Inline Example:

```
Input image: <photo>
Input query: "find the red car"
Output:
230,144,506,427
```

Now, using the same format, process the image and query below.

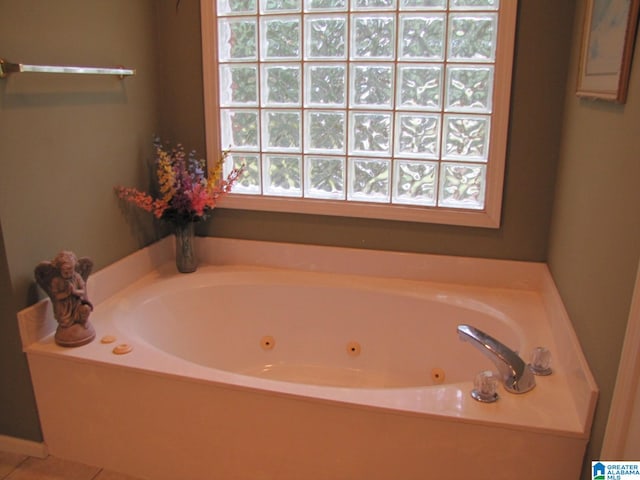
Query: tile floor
0,450,144,480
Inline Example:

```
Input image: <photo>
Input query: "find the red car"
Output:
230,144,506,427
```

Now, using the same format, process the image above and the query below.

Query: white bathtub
19,238,598,480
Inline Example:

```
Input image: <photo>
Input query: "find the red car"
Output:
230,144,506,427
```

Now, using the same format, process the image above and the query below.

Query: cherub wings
34,257,94,300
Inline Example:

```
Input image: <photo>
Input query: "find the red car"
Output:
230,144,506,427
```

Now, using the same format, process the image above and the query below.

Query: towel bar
0,58,135,79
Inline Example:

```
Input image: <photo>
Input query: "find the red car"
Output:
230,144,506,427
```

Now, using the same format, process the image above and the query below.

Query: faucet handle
529,346,553,376
471,370,499,403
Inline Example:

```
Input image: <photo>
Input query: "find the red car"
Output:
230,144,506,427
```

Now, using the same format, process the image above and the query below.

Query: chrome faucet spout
457,324,535,394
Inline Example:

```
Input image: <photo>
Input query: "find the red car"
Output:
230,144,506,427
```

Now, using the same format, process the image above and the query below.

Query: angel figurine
34,251,96,347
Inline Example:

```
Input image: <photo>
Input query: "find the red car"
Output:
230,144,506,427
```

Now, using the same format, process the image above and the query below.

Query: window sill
217,194,501,228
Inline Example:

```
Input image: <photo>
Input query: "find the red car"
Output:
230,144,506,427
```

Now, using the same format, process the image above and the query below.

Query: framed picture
577,0,640,103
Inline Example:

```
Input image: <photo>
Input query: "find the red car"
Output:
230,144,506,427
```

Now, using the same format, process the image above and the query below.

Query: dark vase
175,222,197,273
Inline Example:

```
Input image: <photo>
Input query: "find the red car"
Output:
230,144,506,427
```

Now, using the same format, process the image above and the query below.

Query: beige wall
548,1,640,475
0,0,162,304
0,220,41,440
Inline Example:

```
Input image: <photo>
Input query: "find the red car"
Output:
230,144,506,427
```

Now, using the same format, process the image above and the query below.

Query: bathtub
19,237,597,480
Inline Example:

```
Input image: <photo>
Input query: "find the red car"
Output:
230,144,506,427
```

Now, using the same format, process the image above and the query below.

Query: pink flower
187,184,213,217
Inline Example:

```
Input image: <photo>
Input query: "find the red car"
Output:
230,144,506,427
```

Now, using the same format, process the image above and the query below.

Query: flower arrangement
116,138,242,226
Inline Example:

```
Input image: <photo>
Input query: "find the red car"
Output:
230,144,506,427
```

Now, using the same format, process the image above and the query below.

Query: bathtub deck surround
18,238,598,480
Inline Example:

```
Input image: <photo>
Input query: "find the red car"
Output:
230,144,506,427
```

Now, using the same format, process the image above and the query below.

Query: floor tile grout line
3,454,30,480
2,452,129,480
90,467,104,480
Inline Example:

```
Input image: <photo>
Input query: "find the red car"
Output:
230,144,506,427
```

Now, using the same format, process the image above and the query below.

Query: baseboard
0,434,48,458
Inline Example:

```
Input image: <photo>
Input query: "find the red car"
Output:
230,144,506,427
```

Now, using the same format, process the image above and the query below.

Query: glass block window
206,0,516,226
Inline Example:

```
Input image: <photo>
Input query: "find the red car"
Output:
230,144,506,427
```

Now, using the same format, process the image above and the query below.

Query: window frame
201,0,518,228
